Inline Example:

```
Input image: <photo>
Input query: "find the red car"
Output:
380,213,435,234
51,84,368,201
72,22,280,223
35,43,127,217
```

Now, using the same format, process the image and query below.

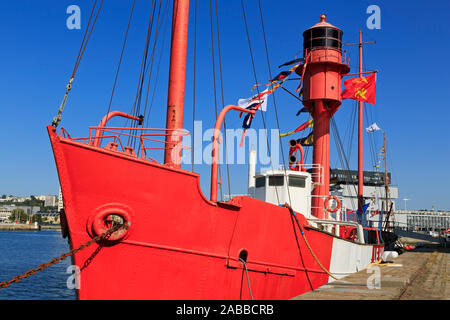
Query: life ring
87,203,133,241
323,196,341,213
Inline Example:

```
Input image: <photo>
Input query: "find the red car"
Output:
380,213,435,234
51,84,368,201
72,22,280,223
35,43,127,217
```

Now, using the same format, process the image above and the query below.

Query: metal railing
308,194,344,220
60,126,191,164
279,163,324,186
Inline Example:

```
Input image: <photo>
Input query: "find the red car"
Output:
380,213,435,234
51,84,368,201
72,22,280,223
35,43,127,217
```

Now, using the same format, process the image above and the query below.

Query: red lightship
48,2,385,300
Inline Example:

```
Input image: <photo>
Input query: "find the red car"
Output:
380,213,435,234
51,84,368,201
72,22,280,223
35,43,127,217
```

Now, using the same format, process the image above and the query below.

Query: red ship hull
48,125,383,299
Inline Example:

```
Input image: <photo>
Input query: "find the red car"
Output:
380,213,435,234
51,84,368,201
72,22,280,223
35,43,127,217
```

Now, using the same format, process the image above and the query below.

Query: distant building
37,195,58,207
12,205,41,215
393,210,450,232
58,187,64,212
329,169,398,229
0,205,40,222
0,207,13,222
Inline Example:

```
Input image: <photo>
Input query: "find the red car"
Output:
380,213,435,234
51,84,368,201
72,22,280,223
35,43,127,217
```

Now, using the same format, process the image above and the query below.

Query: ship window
311,27,327,38
289,176,306,188
255,176,265,188
268,175,284,186
326,28,340,39
326,38,340,49
311,38,327,48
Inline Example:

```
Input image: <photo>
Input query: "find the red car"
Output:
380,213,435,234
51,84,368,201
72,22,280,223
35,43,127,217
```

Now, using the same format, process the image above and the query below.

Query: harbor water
0,230,76,300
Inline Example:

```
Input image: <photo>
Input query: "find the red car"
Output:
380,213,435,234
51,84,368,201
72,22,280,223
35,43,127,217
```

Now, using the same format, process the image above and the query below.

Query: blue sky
0,0,449,211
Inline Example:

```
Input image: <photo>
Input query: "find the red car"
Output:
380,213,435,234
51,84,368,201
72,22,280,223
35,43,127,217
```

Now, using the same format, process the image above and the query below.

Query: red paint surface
48,125,339,299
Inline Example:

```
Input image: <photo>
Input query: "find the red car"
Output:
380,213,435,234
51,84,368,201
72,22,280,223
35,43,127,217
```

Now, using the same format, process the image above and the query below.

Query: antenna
402,198,411,210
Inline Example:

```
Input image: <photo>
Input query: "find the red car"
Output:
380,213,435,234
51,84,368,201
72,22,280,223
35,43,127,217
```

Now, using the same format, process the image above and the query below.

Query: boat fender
381,251,398,262
323,196,341,213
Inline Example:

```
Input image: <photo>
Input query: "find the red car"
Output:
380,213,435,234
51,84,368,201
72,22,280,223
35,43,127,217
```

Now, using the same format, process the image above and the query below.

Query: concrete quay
292,245,449,300
40,225,61,230
0,223,41,231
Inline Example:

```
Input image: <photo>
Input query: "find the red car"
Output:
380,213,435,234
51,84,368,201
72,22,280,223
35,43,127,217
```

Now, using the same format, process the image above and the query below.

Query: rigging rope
257,0,293,207
135,0,166,156
127,0,157,148
240,0,281,205
347,102,357,161
52,0,105,127
209,0,223,201
106,0,137,117
144,0,171,129
141,0,165,123
364,104,378,171
331,117,358,211
213,0,232,199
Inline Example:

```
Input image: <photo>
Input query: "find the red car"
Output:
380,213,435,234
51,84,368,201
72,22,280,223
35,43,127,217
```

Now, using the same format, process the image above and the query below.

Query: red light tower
296,15,350,219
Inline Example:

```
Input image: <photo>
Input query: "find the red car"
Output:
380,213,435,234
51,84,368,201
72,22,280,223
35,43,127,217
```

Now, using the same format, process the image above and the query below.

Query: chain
0,223,128,290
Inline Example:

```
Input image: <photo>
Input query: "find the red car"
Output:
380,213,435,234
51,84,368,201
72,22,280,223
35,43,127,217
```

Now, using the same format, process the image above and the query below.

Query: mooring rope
239,257,254,300
283,204,338,281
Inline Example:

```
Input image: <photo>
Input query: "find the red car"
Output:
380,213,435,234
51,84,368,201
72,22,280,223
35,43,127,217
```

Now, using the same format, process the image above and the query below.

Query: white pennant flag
366,122,381,133
238,88,269,112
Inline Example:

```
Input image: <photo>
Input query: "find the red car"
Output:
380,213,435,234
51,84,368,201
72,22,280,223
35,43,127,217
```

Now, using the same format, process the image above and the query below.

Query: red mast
345,31,375,214
357,30,364,214
297,15,349,219
164,0,190,168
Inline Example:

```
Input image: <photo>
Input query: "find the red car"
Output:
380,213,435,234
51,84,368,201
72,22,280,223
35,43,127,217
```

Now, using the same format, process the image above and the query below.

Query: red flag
341,72,376,105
